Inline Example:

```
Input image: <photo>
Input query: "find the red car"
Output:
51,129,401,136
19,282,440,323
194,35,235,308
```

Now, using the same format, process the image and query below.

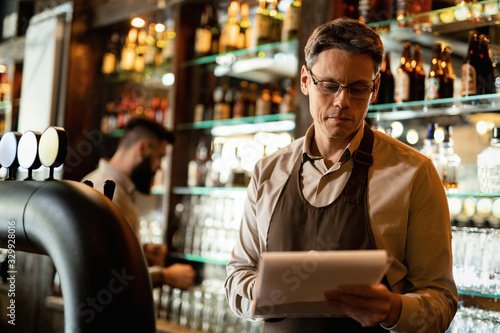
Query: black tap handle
103,180,116,201
83,180,94,188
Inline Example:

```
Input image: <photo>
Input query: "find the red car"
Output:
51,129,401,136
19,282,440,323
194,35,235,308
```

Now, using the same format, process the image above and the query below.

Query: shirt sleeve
225,161,263,319
387,159,458,332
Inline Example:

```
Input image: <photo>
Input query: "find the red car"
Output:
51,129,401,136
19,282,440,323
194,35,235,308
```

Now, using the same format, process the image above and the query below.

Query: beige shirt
225,122,458,333
82,159,140,237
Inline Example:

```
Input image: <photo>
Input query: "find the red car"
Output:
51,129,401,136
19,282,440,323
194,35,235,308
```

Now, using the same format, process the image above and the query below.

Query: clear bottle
478,127,500,193
437,125,461,193
420,123,438,163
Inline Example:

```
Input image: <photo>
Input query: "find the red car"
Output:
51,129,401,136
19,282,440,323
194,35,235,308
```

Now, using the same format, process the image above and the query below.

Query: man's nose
332,88,351,109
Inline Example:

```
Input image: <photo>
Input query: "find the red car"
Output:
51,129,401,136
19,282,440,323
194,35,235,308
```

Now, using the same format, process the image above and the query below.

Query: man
83,116,195,290
225,18,457,332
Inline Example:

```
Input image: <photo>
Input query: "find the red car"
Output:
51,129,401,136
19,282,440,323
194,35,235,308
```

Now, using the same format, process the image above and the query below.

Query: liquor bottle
238,0,252,50
375,51,394,104
269,0,284,43
194,93,206,123
420,123,438,164
121,28,138,71
427,43,443,100
212,84,224,120
394,41,413,103
134,29,147,72
145,23,157,66
280,78,296,113
477,127,500,193
222,0,240,52
412,44,426,101
256,83,272,116
194,5,214,57
271,82,284,114
247,82,258,117
253,0,271,46
227,147,250,187
187,140,209,187
440,46,455,99
233,81,248,118
437,125,461,193
210,6,221,55
478,34,495,95
162,19,176,65
282,0,301,41
224,86,235,119
461,31,480,99
101,32,120,74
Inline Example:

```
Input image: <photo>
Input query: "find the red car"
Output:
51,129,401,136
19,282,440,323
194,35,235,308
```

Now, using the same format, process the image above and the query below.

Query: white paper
252,250,391,317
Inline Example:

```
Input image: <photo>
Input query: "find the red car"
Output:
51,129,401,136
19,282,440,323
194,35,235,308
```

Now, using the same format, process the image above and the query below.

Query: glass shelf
169,252,229,266
184,40,299,67
447,192,500,198
367,93,500,121
459,289,500,300
183,40,299,83
367,0,500,36
177,113,295,131
173,186,248,196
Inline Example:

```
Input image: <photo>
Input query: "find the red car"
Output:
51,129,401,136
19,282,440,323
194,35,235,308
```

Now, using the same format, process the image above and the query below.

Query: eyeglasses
308,68,375,99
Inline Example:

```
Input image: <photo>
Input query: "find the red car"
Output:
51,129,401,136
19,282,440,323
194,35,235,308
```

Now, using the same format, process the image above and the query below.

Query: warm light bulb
155,23,165,33
391,121,404,138
131,17,146,28
406,129,419,145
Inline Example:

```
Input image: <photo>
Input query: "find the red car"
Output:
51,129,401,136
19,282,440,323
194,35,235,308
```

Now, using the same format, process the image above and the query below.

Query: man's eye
322,83,340,91
350,86,369,93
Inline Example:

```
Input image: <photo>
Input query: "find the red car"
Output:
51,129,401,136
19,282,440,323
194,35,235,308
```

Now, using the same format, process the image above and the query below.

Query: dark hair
119,116,174,149
304,17,384,75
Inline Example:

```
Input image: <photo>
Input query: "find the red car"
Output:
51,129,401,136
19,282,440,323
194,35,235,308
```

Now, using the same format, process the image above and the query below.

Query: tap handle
103,180,116,201
83,180,94,188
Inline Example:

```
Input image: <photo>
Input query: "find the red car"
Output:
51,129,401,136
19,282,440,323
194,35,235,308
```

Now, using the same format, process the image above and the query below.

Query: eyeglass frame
307,67,377,99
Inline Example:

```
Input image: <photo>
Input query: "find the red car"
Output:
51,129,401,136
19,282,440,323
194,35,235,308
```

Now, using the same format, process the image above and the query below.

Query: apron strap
345,124,374,205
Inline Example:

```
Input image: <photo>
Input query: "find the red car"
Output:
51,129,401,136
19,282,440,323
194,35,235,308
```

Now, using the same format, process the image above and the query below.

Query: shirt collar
302,122,366,163
98,158,136,195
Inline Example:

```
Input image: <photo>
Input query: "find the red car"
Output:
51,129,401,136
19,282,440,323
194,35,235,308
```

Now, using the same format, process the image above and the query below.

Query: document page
252,250,391,317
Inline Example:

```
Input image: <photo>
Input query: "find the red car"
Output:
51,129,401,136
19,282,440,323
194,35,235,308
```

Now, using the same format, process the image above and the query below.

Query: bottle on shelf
227,147,250,187
477,127,500,193
436,125,461,193
269,0,284,44
145,23,158,67
238,0,252,50
395,41,413,103
440,46,455,99
375,51,394,104
247,82,258,117
162,18,176,65
282,0,301,41
222,85,233,119
187,140,209,187
121,28,138,71
280,78,296,113
101,32,120,74
134,29,147,72
210,6,221,56
233,81,248,118
426,42,443,100
478,34,495,96
222,0,241,53
253,0,271,47
212,84,224,120
460,31,480,100
270,82,284,114
420,123,438,164
194,92,206,123
256,83,272,116
194,5,214,58
412,44,425,101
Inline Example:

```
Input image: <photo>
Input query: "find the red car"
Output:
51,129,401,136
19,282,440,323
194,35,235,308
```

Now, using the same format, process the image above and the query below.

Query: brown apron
263,125,390,332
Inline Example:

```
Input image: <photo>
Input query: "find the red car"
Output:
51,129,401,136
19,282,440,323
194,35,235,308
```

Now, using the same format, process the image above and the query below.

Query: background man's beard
130,156,155,194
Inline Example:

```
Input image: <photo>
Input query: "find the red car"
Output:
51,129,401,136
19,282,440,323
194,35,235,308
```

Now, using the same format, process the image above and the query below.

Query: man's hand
324,283,402,328
162,264,195,290
143,243,167,267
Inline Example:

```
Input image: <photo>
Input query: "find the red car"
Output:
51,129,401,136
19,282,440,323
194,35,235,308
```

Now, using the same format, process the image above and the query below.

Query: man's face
131,140,167,194
301,48,379,147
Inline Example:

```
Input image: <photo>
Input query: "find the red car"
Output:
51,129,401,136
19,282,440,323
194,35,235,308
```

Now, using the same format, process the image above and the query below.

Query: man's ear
300,65,310,96
370,73,381,104
135,139,150,159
